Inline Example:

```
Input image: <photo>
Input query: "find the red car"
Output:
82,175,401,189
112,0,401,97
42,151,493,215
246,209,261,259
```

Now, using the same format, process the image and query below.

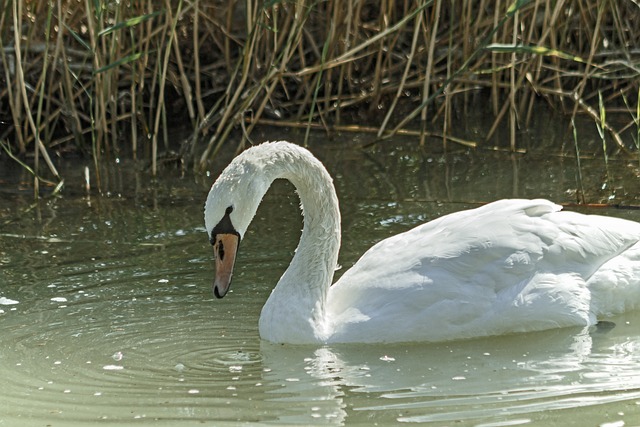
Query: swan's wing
326,199,640,342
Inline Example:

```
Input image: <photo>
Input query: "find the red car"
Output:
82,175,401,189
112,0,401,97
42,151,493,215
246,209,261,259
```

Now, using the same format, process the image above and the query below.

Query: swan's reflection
258,314,640,425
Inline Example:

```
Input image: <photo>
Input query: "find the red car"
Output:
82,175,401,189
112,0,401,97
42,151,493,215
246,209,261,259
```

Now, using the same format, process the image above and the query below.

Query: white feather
204,141,640,344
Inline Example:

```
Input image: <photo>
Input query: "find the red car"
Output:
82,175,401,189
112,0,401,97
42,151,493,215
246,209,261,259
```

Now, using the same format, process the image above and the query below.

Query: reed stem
0,0,637,185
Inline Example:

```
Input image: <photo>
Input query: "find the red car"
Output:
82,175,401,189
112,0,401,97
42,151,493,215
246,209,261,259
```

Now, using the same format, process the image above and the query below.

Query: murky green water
1,128,640,426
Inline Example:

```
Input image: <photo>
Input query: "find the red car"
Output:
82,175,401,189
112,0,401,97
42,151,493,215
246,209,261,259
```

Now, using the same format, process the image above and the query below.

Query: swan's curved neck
256,148,341,343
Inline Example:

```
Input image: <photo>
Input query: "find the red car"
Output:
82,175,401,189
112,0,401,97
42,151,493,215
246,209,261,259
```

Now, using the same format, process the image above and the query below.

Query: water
1,129,640,426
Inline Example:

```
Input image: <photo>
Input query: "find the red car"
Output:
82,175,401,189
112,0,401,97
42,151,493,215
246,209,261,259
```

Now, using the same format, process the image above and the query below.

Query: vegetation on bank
0,0,638,193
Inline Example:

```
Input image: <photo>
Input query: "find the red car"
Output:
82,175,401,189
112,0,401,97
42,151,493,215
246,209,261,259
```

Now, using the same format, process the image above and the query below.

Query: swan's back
326,199,640,343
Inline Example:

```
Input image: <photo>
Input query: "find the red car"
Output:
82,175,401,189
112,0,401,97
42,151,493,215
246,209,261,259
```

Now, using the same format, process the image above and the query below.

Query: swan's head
204,148,272,299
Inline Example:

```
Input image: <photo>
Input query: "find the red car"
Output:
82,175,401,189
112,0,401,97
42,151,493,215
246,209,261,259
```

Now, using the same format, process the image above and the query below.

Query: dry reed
1,0,638,190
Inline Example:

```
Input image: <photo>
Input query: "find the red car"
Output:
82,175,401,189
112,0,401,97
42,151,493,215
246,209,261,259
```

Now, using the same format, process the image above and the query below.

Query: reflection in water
259,321,640,425
1,134,639,425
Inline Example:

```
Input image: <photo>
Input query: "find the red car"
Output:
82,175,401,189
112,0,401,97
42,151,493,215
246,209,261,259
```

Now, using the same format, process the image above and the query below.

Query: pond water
1,124,640,426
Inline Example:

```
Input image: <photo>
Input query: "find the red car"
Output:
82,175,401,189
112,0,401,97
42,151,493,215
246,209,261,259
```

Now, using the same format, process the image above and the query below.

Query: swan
204,141,640,344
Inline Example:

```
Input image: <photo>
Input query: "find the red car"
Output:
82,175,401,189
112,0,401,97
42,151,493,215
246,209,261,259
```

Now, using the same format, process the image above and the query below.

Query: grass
0,0,639,194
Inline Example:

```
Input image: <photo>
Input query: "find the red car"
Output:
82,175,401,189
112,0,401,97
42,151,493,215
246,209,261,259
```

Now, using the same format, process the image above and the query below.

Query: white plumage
204,141,640,344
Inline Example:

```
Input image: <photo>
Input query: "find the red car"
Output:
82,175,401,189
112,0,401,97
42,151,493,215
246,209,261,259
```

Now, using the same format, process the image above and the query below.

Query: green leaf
98,10,164,37
485,43,584,63
506,0,532,17
93,51,145,74
63,22,92,52
597,91,606,140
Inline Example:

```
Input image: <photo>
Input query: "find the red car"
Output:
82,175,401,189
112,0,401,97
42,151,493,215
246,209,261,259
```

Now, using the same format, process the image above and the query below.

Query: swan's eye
217,239,225,261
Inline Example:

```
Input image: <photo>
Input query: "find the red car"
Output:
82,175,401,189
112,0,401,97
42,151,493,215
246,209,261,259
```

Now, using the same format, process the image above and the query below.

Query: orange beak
212,233,240,298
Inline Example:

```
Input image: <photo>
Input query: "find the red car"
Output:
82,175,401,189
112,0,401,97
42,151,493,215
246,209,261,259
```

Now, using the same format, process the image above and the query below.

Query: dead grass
1,0,638,190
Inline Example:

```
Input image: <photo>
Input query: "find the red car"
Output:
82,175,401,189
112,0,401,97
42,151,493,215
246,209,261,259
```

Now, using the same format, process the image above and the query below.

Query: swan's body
205,141,640,344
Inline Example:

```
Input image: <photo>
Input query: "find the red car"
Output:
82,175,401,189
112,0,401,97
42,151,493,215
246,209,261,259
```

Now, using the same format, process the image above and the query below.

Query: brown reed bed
1,0,639,193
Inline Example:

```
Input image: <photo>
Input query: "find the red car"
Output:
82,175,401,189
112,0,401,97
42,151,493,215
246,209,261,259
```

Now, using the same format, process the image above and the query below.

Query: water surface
1,129,640,426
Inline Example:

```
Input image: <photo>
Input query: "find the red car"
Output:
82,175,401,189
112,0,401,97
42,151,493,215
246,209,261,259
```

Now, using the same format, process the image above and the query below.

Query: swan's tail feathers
587,240,640,316
486,272,595,334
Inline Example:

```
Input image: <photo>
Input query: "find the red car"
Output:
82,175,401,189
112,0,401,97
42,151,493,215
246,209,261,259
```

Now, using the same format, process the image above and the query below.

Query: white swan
204,141,640,344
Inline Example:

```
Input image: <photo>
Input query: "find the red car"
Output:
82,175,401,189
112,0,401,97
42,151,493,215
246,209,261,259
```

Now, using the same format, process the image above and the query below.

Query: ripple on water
3,171,640,426
341,322,640,425
0,281,269,424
